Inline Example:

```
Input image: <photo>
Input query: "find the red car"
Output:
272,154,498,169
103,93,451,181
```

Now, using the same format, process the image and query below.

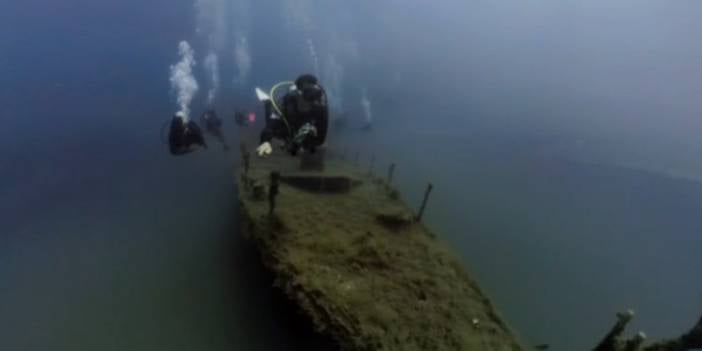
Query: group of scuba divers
168,74,328,158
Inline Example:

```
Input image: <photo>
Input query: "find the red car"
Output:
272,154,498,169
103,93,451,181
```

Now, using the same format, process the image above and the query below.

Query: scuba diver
234,111,247,127
201,109,229,151
255,74,329,157
168,112,207,155
234,110,256,128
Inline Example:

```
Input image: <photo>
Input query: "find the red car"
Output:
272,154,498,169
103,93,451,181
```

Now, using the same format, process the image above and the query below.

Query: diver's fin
255,88,271,102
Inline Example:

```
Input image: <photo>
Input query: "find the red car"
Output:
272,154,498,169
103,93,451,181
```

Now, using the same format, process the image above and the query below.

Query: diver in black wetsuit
168,112,207,155
201,109,229,151
256,74,329,157
234,110,247,127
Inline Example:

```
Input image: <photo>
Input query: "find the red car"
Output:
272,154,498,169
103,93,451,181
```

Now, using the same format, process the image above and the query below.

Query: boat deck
237,146,524,351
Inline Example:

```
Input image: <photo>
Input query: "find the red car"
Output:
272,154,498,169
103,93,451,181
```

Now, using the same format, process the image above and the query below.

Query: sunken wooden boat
236,143,524,351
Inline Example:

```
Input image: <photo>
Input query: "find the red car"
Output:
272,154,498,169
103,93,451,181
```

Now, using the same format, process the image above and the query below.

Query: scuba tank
167,113,207,156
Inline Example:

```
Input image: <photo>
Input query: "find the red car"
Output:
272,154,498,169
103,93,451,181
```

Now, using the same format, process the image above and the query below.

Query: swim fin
255,88,271,102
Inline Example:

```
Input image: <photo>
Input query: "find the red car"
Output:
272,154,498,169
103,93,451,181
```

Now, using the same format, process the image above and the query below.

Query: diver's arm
260,101,276,143
316,101,329,145
312,90,329,145
257,100,280,157
260,128,274,144
257,124,274,157
260,98,292,143
282,93,296,119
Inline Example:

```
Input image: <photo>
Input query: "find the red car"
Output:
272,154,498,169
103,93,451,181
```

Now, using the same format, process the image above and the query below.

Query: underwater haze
2,0,702,350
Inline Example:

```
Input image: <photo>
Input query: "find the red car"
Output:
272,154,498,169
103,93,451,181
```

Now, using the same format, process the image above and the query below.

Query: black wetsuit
259,87,329,153
169,117,206,155
203,112,222,131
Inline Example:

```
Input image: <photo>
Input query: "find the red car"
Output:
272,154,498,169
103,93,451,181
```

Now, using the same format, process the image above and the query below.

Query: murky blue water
3,1,702,350
1,134,301,350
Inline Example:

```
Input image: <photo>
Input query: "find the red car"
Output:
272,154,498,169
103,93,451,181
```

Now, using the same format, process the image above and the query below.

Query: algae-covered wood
237,148,524,351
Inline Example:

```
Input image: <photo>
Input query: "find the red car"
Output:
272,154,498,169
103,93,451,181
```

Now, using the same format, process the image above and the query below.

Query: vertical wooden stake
240,143,250,175
269,172,280,215
387,163,396,185
416,183,434,221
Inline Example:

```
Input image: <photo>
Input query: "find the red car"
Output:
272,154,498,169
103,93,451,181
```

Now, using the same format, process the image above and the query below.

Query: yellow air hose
269,81,295,135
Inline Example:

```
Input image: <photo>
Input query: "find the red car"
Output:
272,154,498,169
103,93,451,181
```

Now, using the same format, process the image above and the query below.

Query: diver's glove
257,142,273,157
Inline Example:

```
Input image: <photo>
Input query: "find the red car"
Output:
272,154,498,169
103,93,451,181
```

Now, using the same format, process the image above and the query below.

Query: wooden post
416,183,434,221
269,172,280,215
368,155,375,175
594,310,634,351
240,143,250,175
